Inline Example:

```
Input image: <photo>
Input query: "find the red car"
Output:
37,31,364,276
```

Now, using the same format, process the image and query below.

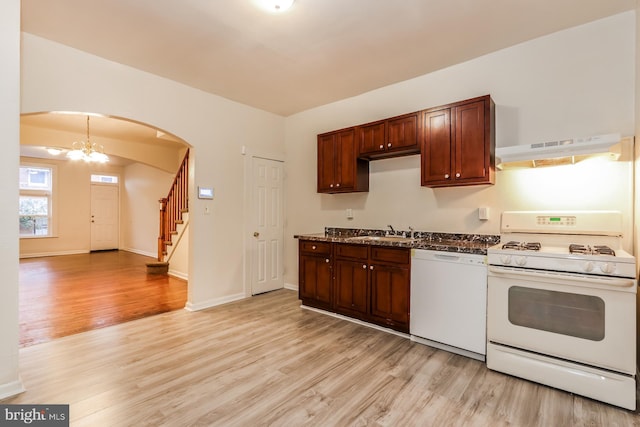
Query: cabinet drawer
299,240,331,256
334,243,369,260
370,246,410,265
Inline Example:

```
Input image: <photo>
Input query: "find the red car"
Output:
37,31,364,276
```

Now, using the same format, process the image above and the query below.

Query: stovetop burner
501,241,541,251
569,244,616,256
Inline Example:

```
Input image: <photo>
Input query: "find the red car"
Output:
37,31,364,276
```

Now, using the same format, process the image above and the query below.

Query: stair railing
158,149,189,261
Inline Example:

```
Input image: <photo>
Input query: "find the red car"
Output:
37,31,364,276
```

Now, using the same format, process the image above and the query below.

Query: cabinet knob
379,144,384,149
455,173,461,178
325,258,330,263
336,183,340,187
330,184,334,188
312,245,316,250
370,265,374,270
362,264,367,269
444,174,450,179
387,143,392,147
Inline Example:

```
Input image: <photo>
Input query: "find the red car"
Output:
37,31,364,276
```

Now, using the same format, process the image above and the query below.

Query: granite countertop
295,227,500,256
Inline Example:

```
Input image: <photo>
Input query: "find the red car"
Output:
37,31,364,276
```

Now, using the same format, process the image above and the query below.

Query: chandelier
66,116,109,163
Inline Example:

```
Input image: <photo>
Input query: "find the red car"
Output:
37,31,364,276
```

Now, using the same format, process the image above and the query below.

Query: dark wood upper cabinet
317,128,369,194
421,95,495,188
318,94,495,193
357,112,420,159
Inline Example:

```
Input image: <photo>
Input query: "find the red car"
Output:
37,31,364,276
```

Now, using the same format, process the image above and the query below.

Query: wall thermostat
198,186,214,199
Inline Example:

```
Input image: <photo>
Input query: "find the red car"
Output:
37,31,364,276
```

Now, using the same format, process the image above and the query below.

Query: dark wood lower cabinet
334,258,369,319
298,240,332,311
370,263,410,331
298,240,410,333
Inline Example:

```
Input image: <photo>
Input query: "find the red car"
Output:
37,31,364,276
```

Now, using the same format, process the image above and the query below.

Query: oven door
487,265,636,374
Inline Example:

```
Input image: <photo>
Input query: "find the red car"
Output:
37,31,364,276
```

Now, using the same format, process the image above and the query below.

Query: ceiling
21,0,636,117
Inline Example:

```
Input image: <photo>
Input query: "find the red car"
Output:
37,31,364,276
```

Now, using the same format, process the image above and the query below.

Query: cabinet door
387,113,418,152
370,264,410,331
357,121,386,157
299,254,332,310
421,108,452,186
454,100,489,182
334,258,369,317
334,129,357,191
317,133,336,192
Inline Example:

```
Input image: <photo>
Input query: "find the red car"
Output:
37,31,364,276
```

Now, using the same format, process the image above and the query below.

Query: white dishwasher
410,249,488,361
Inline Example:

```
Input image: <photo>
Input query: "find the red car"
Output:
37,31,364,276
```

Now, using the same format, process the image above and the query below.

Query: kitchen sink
346,235,420,243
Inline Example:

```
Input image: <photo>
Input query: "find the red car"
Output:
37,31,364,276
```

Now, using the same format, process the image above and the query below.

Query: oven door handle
488,266,637,288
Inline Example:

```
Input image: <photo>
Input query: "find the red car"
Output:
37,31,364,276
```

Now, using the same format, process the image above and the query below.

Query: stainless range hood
496,133,621,169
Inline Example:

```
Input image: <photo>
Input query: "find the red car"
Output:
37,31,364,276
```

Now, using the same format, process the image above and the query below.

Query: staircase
150,149,189,273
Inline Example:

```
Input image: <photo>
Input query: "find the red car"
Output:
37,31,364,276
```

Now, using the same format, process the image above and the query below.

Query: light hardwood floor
3,289,639,426
19,250,188,347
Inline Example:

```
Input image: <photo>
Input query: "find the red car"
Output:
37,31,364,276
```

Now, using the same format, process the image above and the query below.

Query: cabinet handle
379,144,384,149
444,174,450,179
455,173,461,178
370,265,374,270
325,259,330,263
336,183,340,187
330,184,334,188
312,245,316,250
387,143,392,147
362,264,367,269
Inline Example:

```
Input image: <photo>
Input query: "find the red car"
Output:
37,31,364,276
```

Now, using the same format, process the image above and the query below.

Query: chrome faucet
408,226,415,239
387,225,395,236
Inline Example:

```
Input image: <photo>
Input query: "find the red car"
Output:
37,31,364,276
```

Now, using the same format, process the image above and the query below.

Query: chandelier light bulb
66,116,110,163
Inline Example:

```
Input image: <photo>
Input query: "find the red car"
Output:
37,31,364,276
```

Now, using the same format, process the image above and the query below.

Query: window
91,174,118,184
19,165,54,237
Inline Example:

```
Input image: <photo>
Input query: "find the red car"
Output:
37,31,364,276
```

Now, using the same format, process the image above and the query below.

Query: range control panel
536,215,576,227
501,210,622,236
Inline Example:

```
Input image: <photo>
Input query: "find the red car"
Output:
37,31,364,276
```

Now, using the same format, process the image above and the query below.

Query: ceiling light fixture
66,116,109,163
256,0,294,12
45,147,64,156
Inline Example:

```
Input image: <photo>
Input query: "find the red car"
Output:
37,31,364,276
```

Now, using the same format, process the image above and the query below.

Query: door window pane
508,286,605,341
91,174,118,184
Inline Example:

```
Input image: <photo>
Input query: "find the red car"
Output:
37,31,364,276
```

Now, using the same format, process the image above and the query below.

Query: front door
251,157,284,295
90,184,119,251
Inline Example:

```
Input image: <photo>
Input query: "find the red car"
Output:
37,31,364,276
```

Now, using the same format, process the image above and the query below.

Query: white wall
283,12,636,287
21,33,286,309
0,0,23,399
121,162,174,257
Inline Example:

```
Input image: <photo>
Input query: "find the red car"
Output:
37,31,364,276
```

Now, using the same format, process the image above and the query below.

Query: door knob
253,232,260,237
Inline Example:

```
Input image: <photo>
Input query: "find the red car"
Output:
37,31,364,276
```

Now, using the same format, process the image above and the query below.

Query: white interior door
251,157,284,295
90,184,119,251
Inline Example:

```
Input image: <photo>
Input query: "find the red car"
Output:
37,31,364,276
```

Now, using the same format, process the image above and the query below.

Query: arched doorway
19,112,192,346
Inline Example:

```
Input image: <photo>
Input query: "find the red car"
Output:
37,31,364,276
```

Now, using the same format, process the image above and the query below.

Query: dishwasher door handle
433,253,461,262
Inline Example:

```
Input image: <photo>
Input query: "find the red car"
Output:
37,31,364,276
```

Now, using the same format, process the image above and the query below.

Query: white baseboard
19,250,89,259
184,292,246,311
168,269,188,281
121,247,156,258
284,282,298,291
0,378,25,400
